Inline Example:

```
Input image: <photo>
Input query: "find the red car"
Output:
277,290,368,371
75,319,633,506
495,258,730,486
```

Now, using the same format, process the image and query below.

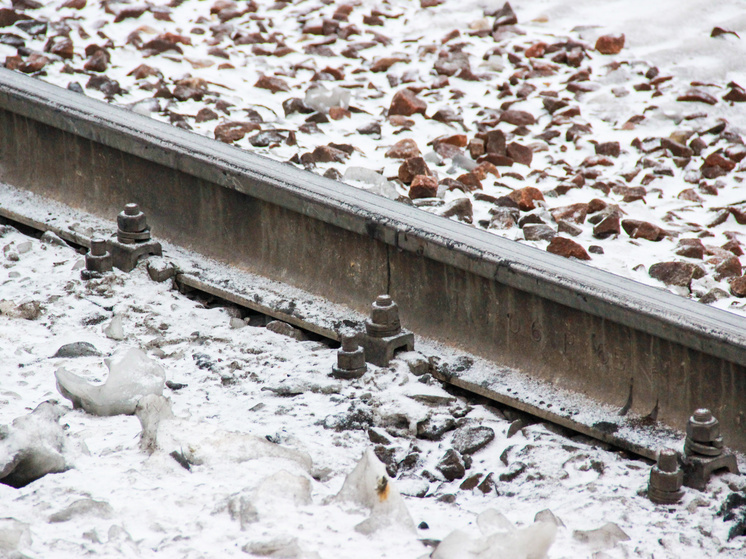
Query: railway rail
0,67,744,458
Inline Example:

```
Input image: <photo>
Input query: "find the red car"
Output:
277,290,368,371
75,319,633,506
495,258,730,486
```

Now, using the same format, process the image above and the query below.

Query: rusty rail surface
0,68,744,453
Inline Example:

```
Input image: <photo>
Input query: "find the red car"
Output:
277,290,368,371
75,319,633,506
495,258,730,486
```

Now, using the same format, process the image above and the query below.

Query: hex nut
117,203,148,233
650,467,684,493
686,409,720,443
366,294,402,338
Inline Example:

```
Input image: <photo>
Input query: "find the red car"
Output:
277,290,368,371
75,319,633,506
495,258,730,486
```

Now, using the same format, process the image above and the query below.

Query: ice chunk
104,315,125,340
342,167,400,200
0,401,68,488
0,518,32,556
432,510,556,559
334,448,415,534
55,347,165,416
572,522,630,551
135,395,312,471
254,470,312,510
242,536,304,558
304,85,351,114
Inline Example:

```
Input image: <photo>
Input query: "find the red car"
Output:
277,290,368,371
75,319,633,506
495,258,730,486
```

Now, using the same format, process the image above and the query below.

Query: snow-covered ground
2,0,746,314
1,221,745,556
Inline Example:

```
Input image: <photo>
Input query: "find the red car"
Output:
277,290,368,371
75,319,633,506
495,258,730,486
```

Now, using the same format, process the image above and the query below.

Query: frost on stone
55,347,165,416
432,508,557,559
0,401,68,488
48,498,114,523
342,167,400,200
334,448,415,535
572,522,630,551
0,518,32,557
304,85,351,114
134,395,312,471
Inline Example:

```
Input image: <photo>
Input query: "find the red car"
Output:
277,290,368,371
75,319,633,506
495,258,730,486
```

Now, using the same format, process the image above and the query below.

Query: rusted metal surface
0,69,745,451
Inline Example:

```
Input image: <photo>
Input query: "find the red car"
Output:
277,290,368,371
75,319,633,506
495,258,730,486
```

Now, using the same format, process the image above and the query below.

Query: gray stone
523,224,556,241
266,320,308,341
452,426,495,455
436,449,466,481
416,417,457,441
53,342,101,358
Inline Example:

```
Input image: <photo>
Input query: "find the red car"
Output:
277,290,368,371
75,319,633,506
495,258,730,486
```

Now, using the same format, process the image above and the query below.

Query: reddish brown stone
731,276,746,297
84,50,108,72
547,237,590,260
550,203,587,224
715,256,742,281
398,157,431,184
723,240,744,256
385,139,420,159
592,215,620,238
677,89,717,105
19,53,49,73
525,42,546,58
195,107,218,123
311,145,350,163
595,141,620,157
328,107,351,120
500,110,535,126
627,221,666,242
468,138,485,159
649,262,705,288
409,175,438,199
46,36,74,59
661,138,693,158
389,89,427,117
61,0,86,8
491,2,518,28
484,130,506,155
0,8,32,27
724,84,746,103
472,162,500,180
587,198,607,214
456,172,482,191
434,134,468,148
255,75,290,93
582,155,614,167
703,152,736,171
678,188,703,203
214,121,261,143
370,56,407,72
478,153,513,167
508,187,544,211
676,238,705,259
595,34,625,55
506,142,532,166
128,64,161,80
439,198,473,222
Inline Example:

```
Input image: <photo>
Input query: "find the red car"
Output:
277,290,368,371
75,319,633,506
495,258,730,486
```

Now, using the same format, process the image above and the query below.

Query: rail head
0,68,744,366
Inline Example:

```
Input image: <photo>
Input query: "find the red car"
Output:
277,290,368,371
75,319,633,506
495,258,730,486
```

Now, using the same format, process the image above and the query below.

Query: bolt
657,449,678,473
90,238,107,257
376,294,393,306
341,335,357,352
686,408,720,444
366,294,401,338
124,203,140,216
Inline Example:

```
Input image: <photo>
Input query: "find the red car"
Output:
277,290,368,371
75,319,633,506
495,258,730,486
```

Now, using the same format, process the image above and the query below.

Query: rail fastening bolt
90,238,107,257
366,294,402,338
331,334,367,380
686,408,720,444
648,448,684,505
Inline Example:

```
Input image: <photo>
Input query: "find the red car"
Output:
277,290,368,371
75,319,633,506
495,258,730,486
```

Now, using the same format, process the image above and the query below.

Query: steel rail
0,68,744,451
